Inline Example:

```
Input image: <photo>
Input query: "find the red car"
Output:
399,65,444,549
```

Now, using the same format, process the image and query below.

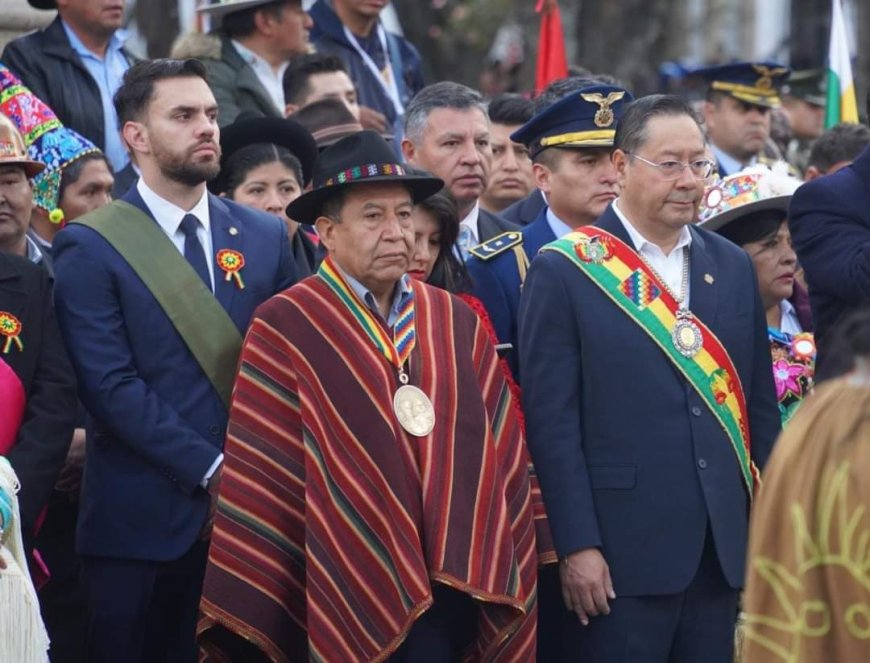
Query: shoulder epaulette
468,231,523,261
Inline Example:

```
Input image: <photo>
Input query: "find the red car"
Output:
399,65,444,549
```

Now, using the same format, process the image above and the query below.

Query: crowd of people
0,0,868,662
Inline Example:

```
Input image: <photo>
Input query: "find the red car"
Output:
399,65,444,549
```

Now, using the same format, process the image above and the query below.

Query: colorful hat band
699,174,769,222
539,129,616,148
323,163,406,187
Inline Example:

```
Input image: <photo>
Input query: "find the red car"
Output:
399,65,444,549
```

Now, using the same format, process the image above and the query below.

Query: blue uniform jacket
53,186,296,561
788,146,870,371
466,208,556,379
518,207,780,596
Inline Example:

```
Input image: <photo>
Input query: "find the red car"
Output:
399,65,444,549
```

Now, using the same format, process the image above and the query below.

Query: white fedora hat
197,0,287,18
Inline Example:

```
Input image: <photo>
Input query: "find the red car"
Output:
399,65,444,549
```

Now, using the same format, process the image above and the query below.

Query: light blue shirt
710,143,756,177
341,266,414,328
62,21,130,174
545,207,574,239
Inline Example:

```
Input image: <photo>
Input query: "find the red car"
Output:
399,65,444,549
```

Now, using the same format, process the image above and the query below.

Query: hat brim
723,90,782,109
197,0,277,17
27,0,56,9
286,175,444,226
211,116,318,193
0,158,47,178
699,194,791,233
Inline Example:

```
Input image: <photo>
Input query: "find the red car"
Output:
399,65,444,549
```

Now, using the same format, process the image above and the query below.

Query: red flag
535,0,568,93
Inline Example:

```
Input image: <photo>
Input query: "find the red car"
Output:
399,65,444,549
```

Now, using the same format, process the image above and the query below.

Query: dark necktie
179,214,211,291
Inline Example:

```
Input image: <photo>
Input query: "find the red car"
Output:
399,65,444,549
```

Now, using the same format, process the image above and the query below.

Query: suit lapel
209,195,242,319
687,227,718,326
523,211,557,258
0,256,27,323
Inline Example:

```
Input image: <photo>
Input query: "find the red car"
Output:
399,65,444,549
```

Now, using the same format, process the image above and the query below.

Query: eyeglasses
629,153,715,181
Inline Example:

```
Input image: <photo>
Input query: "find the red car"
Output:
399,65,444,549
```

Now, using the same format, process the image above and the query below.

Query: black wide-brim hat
285,131,443,225
27,0,56,9
210,114,318,194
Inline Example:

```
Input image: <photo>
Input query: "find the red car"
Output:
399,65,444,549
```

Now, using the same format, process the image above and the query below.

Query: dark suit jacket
2,17,136,160
788,147,870,372
0,252,76,540
466,208,556,379
518,207,780,596
477,207,520,242
52,186,296,561
499,190,546,227
202,34,283,127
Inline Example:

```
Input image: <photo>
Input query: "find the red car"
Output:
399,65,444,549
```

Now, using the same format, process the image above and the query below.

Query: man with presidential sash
519,95,781,662
52,59,296,662
466,84,632,379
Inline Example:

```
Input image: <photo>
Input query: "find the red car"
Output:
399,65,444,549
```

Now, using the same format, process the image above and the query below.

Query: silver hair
403,82,489,144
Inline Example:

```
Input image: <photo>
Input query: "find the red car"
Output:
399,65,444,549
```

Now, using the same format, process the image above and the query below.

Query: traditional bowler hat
285,130,443,225
197,0,293,18
697,162,801,233
210,112,318,193
0,115,45,178
512,84,634,158
697,61,791,109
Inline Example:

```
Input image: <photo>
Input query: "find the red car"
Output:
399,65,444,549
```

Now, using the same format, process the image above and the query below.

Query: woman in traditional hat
698,163,814,425
210,112,320,275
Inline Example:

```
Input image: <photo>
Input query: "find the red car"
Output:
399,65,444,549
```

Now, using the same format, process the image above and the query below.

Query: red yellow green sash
318,257,415,371
543,227,761,498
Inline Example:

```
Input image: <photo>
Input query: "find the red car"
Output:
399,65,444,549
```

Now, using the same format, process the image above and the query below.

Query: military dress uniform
465,84,632,381
697,61,792,177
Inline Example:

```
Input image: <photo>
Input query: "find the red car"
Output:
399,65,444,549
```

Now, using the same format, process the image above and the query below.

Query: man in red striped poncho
198,130,540,662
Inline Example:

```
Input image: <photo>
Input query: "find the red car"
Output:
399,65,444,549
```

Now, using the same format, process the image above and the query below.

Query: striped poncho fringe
198,278,539,661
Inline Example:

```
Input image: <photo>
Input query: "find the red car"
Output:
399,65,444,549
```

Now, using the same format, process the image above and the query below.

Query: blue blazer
518,207,780,596
53,187,296,561
788,147,870,372
466,208,556,379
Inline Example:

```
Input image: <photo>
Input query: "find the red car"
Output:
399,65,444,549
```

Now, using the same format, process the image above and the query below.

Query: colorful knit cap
0,64,101,214
697,162,802,232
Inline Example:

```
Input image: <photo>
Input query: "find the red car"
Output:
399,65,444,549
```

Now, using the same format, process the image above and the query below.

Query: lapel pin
216,249,245,289
0,311,24,353
704,273,714,284
228,227,239,236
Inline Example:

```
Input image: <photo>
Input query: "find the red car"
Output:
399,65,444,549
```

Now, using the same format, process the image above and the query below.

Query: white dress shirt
779,299,803,335
137,179,215,290
231,40,288,114
612,199,693,306
459,201,481,246
136,179,223,484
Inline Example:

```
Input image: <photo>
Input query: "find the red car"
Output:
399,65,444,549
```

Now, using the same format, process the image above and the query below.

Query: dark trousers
389,584,478,663
82,539,209,663
559,527,739,663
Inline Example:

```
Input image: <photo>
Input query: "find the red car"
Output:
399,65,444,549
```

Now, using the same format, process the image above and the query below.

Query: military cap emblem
580,91,626,128
752,65,789,91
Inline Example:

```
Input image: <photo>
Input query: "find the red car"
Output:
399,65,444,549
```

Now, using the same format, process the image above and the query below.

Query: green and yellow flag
825,0,859,128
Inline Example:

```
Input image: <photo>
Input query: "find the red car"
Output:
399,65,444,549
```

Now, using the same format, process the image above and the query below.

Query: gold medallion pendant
393,384,436,437
672,310,703,358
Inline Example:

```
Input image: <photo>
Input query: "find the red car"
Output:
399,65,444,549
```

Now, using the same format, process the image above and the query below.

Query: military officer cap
782,69,826,107
511,84,634,158
697,61,791,109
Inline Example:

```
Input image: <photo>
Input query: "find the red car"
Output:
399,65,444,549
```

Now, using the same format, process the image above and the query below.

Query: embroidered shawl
198,278,538,662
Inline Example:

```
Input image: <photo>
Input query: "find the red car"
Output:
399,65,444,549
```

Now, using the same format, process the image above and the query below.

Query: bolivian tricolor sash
542,226,761,498
317,257,416,371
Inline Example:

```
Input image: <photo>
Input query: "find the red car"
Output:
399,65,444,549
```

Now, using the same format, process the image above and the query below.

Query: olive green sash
73,200,243,409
